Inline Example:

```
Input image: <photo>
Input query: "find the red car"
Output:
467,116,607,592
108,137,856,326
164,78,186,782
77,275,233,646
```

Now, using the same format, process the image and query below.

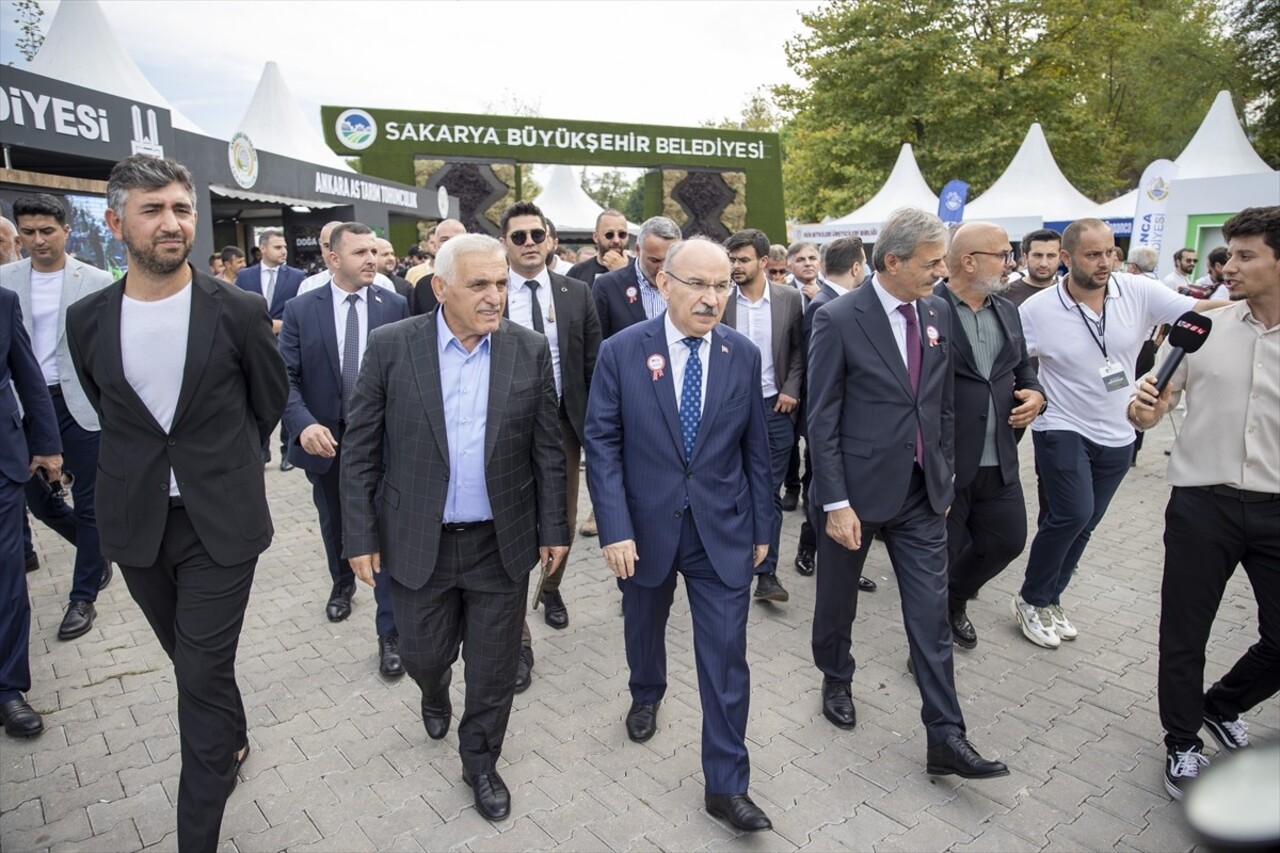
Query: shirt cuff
823,500,851,512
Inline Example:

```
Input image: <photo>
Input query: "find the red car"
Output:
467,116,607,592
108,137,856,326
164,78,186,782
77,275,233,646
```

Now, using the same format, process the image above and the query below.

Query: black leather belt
1197,484,1280,503
442,520,492,532
47,384,63,398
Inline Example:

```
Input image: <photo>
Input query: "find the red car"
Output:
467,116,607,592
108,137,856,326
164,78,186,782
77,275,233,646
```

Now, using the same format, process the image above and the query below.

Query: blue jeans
1020,430,1132,607
760,400,796,575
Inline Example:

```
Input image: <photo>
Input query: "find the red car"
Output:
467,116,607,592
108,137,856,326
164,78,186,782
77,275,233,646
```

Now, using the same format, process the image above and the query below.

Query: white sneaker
1012,595,1060,648
1164,744,1210,800
1047,604,1078,640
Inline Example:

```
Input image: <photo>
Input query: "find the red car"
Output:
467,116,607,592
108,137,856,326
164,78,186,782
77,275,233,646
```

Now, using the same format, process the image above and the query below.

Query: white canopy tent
791,144,938,243
26,0,205,134
235,62,354,173
532,165,636,236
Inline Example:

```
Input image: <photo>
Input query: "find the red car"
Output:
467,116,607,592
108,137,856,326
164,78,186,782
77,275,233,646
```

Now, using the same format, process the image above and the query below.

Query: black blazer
340,312,569,590
592,263,648,339
385,274,413,299
798,281,848,438
934,283,1043,491
67,267,289,567
409,273,438,316
1,287,60,484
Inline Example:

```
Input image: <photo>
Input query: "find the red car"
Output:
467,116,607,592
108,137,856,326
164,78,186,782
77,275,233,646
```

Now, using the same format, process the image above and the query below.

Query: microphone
1153,311,1213,394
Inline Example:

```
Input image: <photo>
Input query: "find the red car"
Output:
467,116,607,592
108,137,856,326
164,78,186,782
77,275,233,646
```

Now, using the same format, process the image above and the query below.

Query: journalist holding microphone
1128,206,1280,801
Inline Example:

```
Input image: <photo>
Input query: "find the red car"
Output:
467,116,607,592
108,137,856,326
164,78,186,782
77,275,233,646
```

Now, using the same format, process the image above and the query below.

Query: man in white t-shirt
1013,219,1223,649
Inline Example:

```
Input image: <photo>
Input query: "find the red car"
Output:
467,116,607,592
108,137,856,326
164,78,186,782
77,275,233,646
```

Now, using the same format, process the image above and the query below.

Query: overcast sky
1,0,825,142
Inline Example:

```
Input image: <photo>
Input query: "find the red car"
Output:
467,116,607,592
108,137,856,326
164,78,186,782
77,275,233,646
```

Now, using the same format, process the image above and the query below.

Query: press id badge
1099,360,1128,392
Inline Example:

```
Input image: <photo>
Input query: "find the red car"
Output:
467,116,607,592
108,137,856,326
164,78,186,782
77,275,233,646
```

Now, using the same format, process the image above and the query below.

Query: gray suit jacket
2,256,115,430
340,311,569,590
719,282,806,408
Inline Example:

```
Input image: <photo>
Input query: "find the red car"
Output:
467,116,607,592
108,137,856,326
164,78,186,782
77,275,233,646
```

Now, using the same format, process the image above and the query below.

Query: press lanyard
1062,282,1108,360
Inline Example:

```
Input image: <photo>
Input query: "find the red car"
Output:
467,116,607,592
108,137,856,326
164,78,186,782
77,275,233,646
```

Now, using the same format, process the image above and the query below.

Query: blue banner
937,180,969,224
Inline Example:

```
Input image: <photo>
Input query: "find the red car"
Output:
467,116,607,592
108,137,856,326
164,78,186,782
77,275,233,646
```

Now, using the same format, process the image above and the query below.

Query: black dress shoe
858,575,877,592
781,489,799,512
325,582,355,622
514,645,534,693
25,553,39,573
821,680,856,729
926,734,1009,779
463,769,511,821
378,635,405,677
753,573,789,602
57,601,95,640
705,793,772,832
794,548,815,576
99,562,113,590
279,459,295,472
421,670,453,740
950,608,977,649
541,590,569,630
0,699,43,738
626,700,659,742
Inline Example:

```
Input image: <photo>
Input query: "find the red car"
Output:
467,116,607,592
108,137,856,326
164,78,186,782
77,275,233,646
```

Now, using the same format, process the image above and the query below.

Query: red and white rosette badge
647,353,666,381
626,286,639,304
926,325,940,347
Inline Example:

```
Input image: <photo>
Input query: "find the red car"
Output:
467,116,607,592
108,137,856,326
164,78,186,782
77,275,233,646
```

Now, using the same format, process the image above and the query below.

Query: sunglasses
509,229,547,246
600,230,627,240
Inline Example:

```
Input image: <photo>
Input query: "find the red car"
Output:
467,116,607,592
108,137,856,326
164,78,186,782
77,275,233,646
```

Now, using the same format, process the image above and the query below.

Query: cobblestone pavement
4,424,1275,852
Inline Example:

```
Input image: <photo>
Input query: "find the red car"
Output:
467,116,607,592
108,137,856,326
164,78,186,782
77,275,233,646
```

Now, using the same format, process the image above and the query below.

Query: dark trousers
307,439,394,637
761,401,796,575
1159,486,1280,748
947,467,1028,611
785,430,810,495
120,507,255,853
0,476,32,703
812,467,965,746
391,523,526,776
1021,430,1132,608
521,415,580,646
622,512,752,793
24,390,105,602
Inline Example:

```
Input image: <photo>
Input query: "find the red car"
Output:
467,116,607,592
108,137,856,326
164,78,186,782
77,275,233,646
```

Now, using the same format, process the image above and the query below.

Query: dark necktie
680,337,703,461
897,303,924,466
342,293,361,417
526,280,545,334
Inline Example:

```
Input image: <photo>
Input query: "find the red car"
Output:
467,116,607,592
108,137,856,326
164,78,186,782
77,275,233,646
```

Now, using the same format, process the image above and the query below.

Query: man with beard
0,216,20,264
1189,246,1230,299
374,237,413,298
1163,247,1198,291
936,223,1044,649
1013,219,1223,649
568,208,630,285
1005,229,1061,307
218,245,245,284
67,155,288,851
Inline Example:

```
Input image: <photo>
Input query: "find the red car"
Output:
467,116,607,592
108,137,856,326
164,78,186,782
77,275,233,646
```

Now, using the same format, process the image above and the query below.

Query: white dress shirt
665,313,710,415
733,285,777,397
331,283,369,373
870,274,916,369
506,268,562,400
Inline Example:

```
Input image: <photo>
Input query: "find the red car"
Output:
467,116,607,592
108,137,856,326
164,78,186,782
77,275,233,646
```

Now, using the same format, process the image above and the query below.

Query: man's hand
1131,375,1172,429
601,249,628,272
272,319,283,335
802,281,820,300
1009,388,1046,429
300,424,338,458
350,552,381,587
540,545,569,576
29,453,63,481
603,539,639,579
826,506,862,551
774,393,799,414
753,544,769,567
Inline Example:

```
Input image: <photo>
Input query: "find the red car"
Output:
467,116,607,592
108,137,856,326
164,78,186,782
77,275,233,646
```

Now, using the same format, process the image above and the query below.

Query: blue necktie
679,337,702,461
341,293,361,417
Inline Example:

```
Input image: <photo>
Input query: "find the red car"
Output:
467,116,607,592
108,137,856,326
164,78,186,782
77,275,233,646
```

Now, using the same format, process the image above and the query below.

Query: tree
1231,0,1280,167
702,87,782,132
582,169,638,211
10,0,44,64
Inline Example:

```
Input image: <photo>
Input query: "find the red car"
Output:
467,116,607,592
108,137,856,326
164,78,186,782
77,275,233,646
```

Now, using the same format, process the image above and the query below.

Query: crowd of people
1,153,1275,851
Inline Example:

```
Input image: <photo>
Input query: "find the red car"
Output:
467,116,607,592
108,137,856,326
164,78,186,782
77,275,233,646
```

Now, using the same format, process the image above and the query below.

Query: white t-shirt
121,282,192,496
1020,273,1195,446
30,268,63,385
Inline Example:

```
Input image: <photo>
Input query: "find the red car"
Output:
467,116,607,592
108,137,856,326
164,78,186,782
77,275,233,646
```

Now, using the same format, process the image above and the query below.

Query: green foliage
778,0,1251,222
11,0,44,64
582,168,636,211
1231,0,1280,167
702,87,782,132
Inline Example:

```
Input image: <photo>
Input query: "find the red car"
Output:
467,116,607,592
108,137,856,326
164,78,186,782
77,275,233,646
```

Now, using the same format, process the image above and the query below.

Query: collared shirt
331,282,369,373
1162,270,1192,292
1161,301,1279,492
506,268,562,400
733,284,777,397
636,258,667,320
1020,272,1194,446
870,274,918,369
261,262,281,305
436,308,493,523
944,285,1004,467
665,312,710,416
30,267,63,384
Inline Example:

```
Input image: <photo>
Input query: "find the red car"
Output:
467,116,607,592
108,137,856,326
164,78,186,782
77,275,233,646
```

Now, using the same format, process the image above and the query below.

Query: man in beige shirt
1129,205,1280,801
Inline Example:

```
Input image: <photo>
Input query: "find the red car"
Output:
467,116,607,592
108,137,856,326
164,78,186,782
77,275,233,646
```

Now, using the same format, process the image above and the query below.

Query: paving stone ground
3,423,1276,852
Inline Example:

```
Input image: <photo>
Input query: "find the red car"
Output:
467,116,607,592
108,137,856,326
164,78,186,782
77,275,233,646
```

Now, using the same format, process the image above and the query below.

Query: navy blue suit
591,263,648,339
278,284,408,637
584,315,771,794
234,263,304,320
1,288,61,704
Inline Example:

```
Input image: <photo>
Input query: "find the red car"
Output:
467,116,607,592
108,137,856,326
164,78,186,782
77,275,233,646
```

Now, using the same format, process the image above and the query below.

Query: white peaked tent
26,0,204,134
833,144,939,224
1097,91,1275,217
235,62,354,173
964,123,1100,224
533,165,635,236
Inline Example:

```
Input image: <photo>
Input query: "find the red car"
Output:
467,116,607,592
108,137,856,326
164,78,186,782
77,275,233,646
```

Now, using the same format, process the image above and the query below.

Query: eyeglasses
970,250,1015,263
665,271,732,295
508,229,547,246
600,230,627,241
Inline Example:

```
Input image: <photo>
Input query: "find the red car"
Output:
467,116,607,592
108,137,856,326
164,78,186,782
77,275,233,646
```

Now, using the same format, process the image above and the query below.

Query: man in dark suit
279,223,408,676
409,219,467,317
937,223,1045,649
497,201,602,690
807,208,1007,779
0,286,61,738
234,228,304,469
374,237,413,298
567,208,630,285
719,228,804,605
585,238,775,832
67,155,289,851
591,215,681,340
341,234,568,823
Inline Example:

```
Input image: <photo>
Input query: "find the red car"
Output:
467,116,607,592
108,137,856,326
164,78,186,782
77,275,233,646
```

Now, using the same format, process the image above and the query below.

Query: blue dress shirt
436,309,494,523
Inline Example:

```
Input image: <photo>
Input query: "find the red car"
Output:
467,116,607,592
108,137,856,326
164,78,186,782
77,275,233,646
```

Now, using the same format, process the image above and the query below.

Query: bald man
0,216,20,265
934,224,1045,649
410,219,467,316
375,238,413,298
